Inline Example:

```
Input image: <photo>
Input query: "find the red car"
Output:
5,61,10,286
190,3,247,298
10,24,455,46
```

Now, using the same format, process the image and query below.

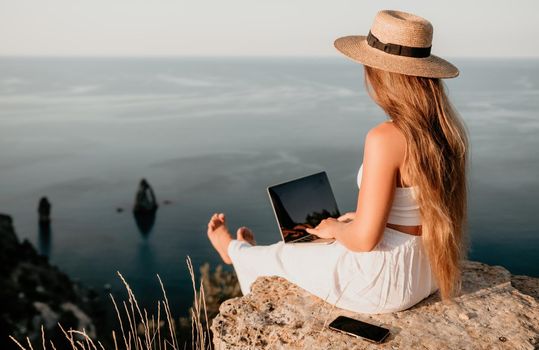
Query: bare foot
207,213,233,264
236,226,256,245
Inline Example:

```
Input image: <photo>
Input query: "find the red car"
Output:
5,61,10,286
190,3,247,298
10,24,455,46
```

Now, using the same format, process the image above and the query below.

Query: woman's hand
305,217,343,239
337,212,356,223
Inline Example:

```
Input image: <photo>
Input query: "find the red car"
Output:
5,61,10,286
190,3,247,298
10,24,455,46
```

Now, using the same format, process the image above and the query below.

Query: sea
0,56,538,316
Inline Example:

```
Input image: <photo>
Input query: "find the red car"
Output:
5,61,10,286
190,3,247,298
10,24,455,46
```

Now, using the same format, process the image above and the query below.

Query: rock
133,178,158,214
0,213,107,349
33,302,59,330
38,197,51,223
211,260,539,349
61,302,96,338
133,179,158,237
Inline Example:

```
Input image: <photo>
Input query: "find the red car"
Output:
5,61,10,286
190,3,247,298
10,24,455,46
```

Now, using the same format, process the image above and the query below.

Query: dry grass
10,256,214,350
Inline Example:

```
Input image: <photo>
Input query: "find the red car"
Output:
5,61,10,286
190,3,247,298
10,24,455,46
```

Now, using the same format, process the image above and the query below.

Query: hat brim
334,35,459,79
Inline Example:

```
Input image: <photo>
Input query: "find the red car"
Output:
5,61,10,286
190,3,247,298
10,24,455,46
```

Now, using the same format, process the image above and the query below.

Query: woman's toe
208,214,220,232
237,226,256,245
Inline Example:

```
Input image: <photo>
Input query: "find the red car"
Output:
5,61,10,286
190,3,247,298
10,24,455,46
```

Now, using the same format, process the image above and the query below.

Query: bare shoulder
364,121,406,168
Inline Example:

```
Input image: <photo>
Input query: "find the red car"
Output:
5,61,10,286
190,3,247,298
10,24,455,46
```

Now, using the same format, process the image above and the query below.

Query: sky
1,0,538,57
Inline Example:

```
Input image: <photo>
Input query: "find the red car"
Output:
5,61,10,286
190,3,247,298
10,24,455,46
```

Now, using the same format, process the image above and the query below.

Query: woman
206,10,469,314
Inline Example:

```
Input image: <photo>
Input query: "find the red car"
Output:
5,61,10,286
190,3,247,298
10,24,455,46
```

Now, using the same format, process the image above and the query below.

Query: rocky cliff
0,214,106,349
212,260,539,349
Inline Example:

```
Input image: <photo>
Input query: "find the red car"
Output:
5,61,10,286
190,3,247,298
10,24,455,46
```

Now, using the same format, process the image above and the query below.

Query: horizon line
0,54,538,60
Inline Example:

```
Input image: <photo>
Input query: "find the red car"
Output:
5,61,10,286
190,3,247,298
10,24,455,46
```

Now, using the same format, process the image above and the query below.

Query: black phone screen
328,315,390,343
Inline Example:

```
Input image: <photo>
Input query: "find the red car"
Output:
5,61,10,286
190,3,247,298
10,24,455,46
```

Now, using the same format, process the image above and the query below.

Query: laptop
267,171,340,244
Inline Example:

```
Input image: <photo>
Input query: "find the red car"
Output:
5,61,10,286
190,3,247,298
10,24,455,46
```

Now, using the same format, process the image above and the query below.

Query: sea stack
133,178,158,214
38,197,51,223
133,179,158,237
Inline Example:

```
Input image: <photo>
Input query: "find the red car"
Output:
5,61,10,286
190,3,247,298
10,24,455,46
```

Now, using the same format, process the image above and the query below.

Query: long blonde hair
364,65,470,302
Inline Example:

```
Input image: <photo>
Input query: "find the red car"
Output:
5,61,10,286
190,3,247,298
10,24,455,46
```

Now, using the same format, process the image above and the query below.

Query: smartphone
328,315,390,344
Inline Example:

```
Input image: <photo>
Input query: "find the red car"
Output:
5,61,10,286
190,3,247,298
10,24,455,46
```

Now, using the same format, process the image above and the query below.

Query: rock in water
133,178,158,214
211,260,539,349
133,210,156,237
38,197,51,223
133,179,158,237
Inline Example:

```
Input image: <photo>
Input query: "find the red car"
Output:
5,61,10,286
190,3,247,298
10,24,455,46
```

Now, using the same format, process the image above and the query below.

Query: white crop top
357,163,422,226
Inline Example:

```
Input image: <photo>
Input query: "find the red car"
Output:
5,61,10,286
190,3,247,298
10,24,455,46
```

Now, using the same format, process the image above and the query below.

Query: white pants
227,227,439,314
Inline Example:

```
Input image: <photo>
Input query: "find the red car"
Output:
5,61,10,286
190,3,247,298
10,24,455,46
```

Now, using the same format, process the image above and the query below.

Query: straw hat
334,10,459,78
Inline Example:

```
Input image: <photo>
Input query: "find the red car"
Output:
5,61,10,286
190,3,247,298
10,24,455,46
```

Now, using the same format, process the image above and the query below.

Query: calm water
0,57,538,315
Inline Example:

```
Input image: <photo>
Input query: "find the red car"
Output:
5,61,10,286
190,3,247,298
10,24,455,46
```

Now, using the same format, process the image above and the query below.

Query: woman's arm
307,122,404,252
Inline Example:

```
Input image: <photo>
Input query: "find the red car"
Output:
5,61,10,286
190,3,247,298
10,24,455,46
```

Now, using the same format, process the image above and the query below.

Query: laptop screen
267,171,341,243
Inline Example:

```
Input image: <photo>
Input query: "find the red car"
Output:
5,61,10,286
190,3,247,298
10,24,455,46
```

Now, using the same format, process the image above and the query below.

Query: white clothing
357,163,423,226
228,163,438,314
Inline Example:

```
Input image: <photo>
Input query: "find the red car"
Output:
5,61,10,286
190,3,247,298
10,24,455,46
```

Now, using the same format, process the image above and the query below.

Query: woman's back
357,162,423,227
